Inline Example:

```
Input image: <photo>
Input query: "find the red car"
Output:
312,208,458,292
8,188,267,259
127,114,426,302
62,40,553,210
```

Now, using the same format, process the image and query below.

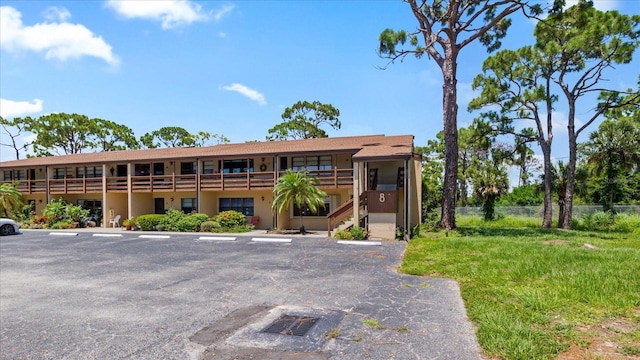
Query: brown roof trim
0,134,415,169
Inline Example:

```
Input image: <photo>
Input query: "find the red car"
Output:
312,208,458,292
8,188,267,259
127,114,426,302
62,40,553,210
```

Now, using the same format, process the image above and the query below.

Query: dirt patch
557,317,640,360
542,240,570,245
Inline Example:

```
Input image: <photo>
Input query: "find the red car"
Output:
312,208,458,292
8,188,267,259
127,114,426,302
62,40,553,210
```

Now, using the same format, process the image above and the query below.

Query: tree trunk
540,141,553,228
563,107,577,230
459,176,468,207
557,196,565,228
439,56,459,230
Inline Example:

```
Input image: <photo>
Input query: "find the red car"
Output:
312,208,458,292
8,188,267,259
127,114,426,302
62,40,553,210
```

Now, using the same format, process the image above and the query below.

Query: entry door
154,198,165,214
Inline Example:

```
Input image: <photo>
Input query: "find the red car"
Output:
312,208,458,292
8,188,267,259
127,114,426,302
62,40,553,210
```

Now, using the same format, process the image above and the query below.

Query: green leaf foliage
137,214,165,231
267,100,340,141
0,182,24,218
272,170,327,230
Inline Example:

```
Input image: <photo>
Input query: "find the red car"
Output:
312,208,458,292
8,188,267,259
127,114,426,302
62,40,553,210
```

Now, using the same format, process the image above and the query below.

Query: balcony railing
4,180,47,194
200,171,275,190
49,178,104,194
4,168,354,195
130,174,197,192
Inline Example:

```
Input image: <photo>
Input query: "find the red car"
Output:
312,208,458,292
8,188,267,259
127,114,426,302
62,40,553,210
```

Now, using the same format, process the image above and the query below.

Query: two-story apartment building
0,134,422,239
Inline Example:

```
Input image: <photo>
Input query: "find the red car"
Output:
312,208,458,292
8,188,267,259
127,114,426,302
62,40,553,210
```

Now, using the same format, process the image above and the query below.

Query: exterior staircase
326,194,368,237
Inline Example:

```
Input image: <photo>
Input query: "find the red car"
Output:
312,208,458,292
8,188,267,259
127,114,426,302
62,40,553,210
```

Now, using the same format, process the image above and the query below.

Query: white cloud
105,0,208,29
0,98,43,118
43,6,71,22
0,6,119,66
212,4,234,22
222,83,267,105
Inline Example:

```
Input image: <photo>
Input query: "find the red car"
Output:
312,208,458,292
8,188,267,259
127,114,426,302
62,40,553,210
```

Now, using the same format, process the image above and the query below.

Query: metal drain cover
262,315,319,336
225,306,345,352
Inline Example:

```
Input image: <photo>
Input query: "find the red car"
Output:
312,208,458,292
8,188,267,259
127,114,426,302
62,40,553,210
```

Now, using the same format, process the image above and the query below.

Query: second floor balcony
3,168,355,195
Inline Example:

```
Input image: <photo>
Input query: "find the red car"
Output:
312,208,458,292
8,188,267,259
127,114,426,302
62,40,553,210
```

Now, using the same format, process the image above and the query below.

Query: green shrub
51,221,71,229
614,214,640,234
42,198,69,226
575,212,640,233
190,213,210,223
333,229,353,240
214,210,246,229
200,221,221,232
350,226,367,240
578,211,616,231
224,225,253,233
41,199,88,228
157,208,186,231
176,214,209,232
137,214,165,231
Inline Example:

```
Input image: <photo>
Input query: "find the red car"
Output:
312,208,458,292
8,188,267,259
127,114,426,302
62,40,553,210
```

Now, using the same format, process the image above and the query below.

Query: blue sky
1,0,639,180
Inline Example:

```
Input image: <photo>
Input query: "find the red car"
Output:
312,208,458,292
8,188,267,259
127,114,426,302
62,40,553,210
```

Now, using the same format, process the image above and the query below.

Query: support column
353,161,361,224
127,163,133,219
102,164,108,228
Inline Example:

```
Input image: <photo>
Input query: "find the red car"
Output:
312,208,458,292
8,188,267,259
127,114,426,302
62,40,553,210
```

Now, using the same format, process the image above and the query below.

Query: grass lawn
402,217,640,360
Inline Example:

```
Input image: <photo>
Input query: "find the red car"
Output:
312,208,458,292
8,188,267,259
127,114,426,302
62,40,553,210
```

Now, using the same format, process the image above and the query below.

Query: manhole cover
262,315,319,336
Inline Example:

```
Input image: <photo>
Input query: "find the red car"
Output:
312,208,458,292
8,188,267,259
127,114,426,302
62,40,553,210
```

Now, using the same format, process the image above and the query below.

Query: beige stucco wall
130,193,155,217
368,160,403,188
410,157,422,228
21,194,47,215
199,190,275,229
335,153,353,169
104,193,128,227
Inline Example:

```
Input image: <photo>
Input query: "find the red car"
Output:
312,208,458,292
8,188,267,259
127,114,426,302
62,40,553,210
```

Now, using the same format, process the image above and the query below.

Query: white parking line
92,234,123,237
138,235,171,239
337,240,382,246
49,232,78,236
197,236,236,241
251,237,292,243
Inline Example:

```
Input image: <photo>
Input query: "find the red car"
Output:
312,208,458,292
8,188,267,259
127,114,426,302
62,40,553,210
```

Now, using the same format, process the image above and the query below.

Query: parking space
1,231,482,360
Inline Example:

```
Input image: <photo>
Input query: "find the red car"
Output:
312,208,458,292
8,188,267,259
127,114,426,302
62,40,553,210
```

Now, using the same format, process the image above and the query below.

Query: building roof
0,134,416,168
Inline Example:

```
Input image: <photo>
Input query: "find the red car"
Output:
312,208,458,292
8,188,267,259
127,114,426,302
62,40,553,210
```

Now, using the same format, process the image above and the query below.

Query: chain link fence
455,205,640,218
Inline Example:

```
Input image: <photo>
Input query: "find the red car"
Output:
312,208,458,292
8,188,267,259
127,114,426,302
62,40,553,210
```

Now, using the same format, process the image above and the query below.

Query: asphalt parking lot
0,230,483,360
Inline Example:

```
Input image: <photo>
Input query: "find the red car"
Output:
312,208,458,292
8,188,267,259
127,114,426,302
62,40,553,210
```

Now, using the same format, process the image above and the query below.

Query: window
3,170,25,180
153,163,164,175
181,161,196,175
203,161,214,174
291,156,332,171
294,198,330,217
78,200,102,221
219,197,254,216
279,157,288,171
116,164,127,177
78,166,102,177
53,168,72,179
135,164,150,176
220,159,254,173
181,198,197,213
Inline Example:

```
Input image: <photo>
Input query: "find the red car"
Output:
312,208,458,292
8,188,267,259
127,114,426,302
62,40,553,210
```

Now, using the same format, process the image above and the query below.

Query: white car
0,218,20,236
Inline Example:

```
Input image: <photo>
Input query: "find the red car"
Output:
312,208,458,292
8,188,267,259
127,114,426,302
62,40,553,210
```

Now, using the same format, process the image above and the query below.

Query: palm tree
470,156,509,221
272,170,327,234
581,119,640,212
0,182,24,218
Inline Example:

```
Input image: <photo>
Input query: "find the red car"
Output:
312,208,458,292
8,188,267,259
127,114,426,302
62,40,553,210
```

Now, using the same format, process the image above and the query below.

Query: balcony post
353,161,360,224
